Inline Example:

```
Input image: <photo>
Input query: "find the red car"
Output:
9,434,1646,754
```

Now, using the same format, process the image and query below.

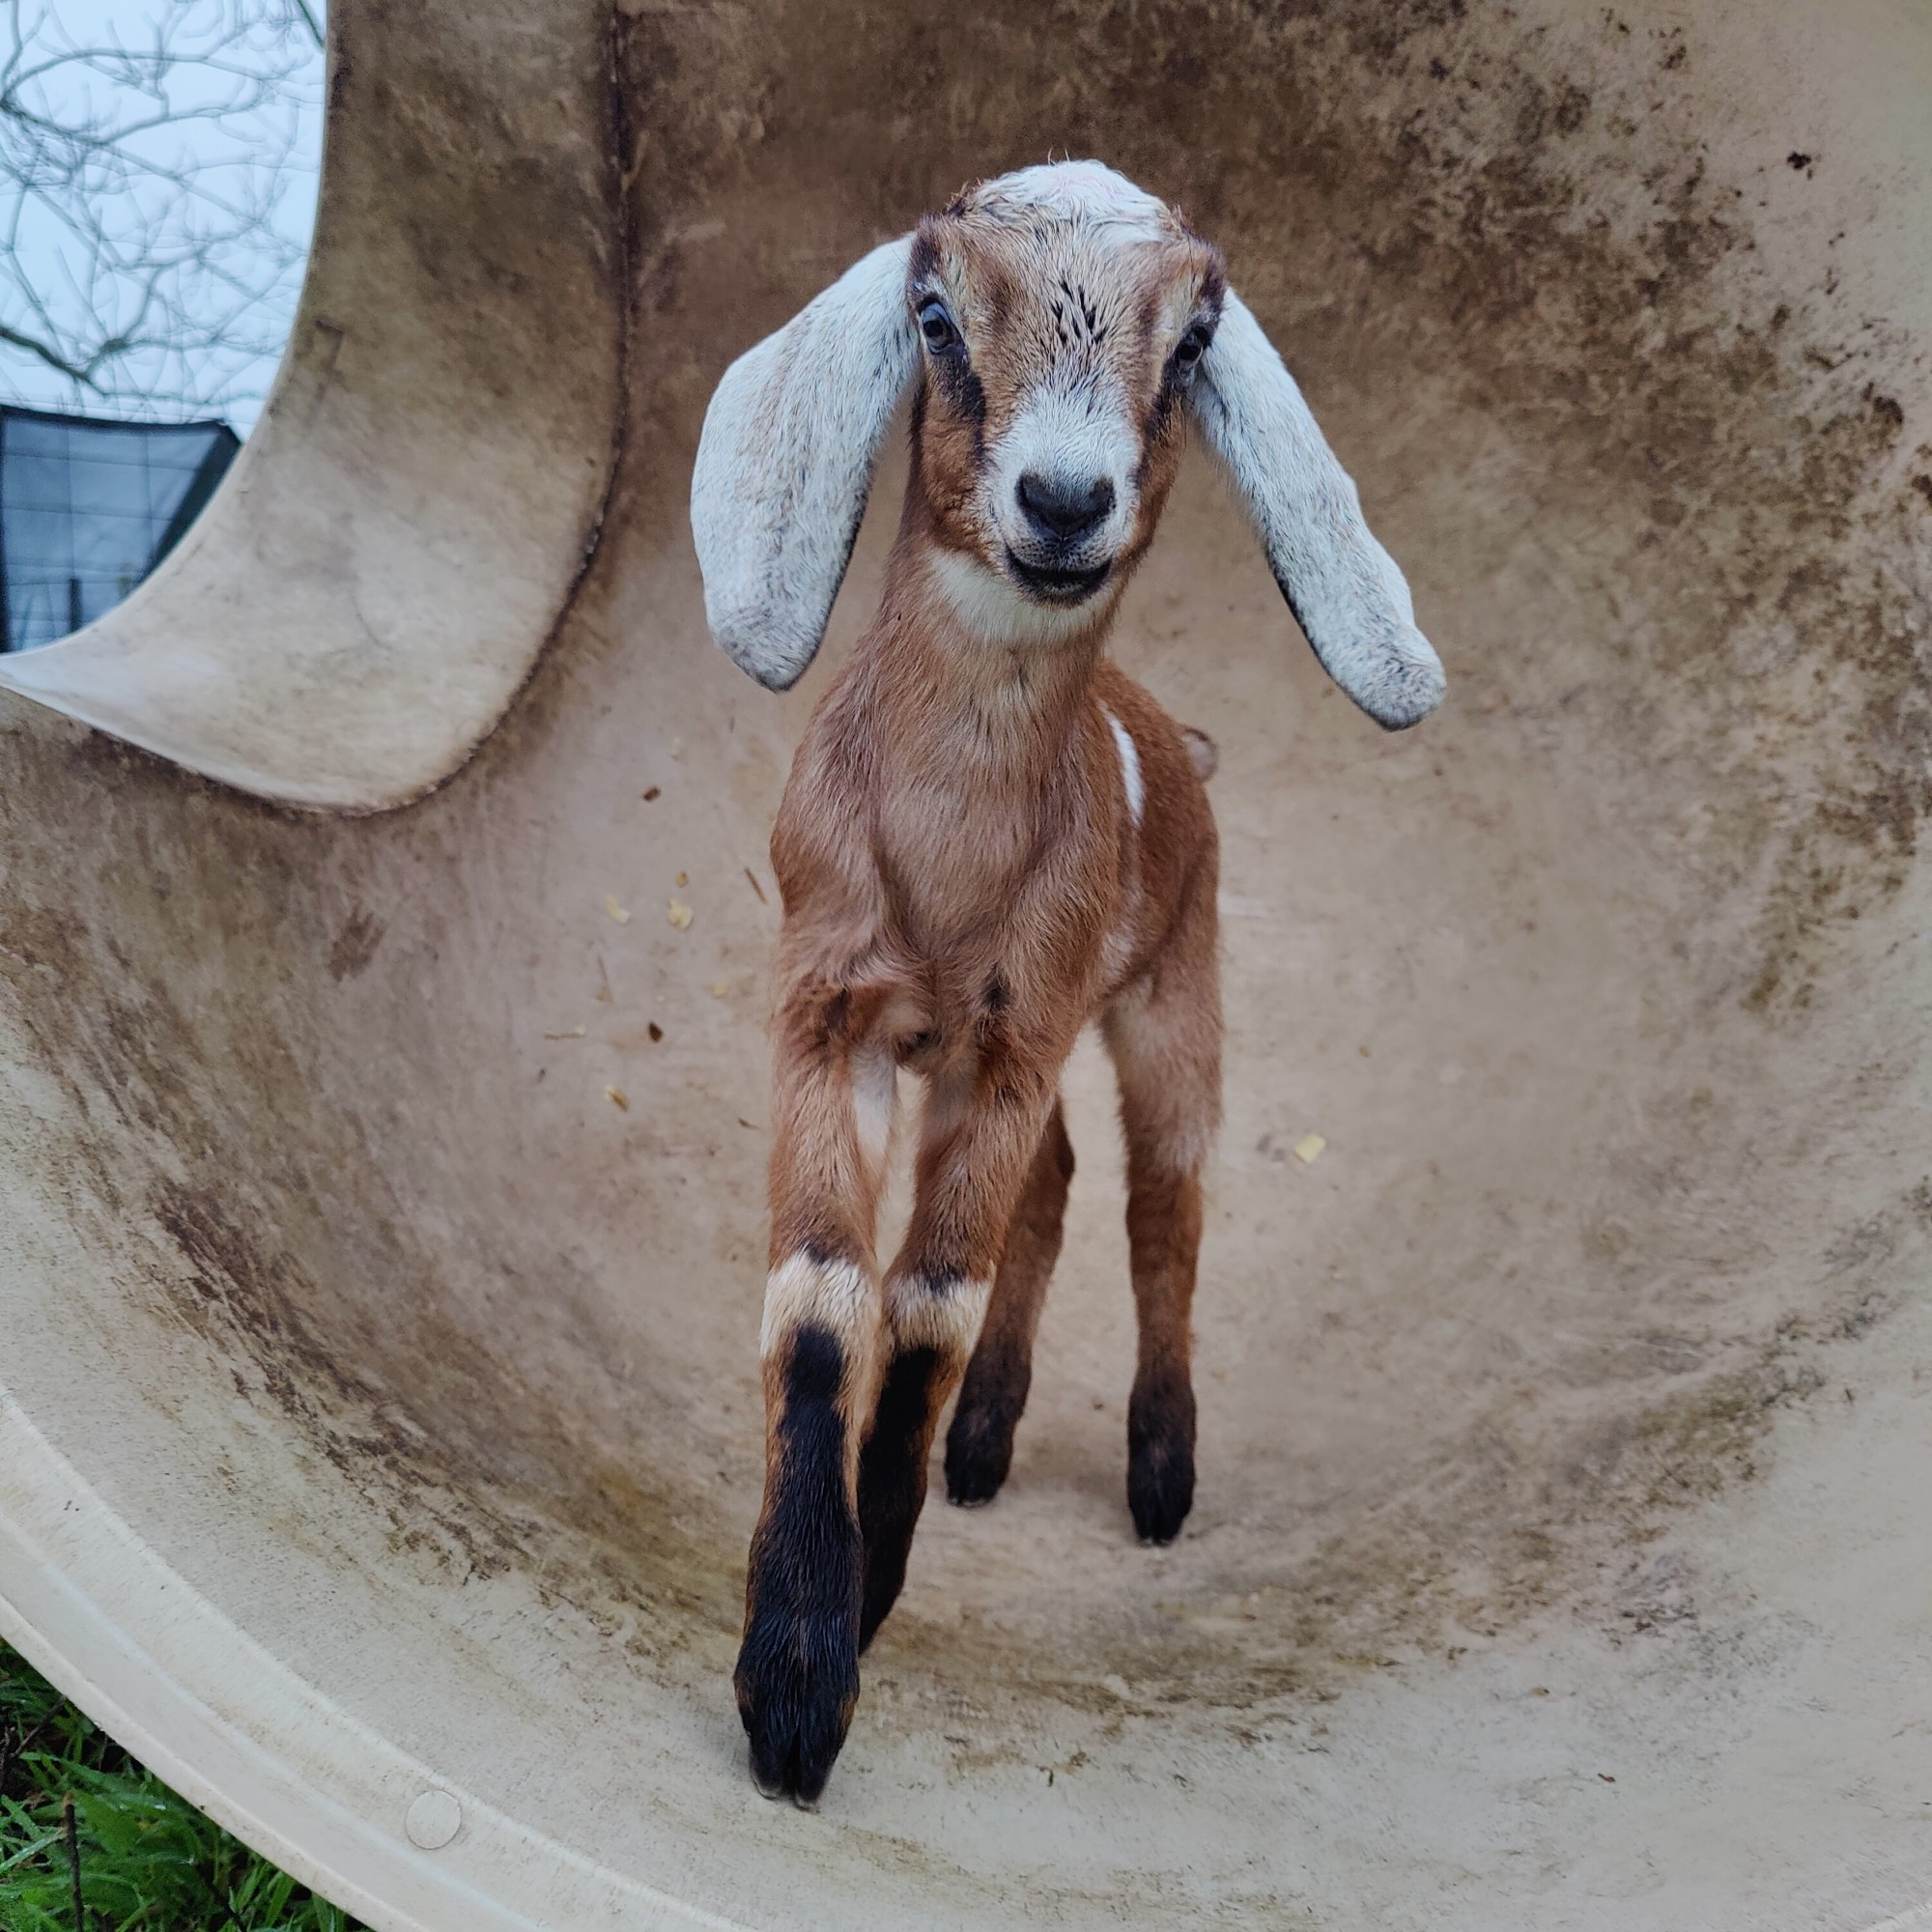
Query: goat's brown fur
732,178,1226,1806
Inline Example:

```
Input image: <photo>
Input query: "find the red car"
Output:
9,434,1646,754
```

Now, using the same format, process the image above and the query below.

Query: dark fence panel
0,406,239,652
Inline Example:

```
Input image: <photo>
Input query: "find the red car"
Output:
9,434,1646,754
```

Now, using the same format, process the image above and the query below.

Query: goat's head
691,160,1445,729
898,164,1220,645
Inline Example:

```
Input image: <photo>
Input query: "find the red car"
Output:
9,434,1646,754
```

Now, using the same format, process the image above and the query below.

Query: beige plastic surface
2,1,1931,1926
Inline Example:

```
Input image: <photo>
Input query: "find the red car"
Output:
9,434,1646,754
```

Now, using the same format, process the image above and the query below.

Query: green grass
0,1641,366,1932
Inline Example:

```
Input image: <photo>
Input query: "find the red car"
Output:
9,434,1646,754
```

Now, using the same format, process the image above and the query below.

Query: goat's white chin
926,547,1114,646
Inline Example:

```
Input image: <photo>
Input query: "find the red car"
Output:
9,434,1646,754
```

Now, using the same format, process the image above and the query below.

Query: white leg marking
761,1250,874,1357
884,1272,992,1355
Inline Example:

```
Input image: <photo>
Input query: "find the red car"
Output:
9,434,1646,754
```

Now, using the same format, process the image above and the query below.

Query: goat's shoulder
1090,663,1215,841
1086,660,1217,991
770,675,882,919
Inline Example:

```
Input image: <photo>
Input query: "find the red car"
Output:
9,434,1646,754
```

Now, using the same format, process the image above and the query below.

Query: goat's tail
1180,725,1219,783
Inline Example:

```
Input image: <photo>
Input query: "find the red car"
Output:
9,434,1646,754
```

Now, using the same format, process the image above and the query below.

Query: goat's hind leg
944,1096,1074,1506
1104,885,1221,1545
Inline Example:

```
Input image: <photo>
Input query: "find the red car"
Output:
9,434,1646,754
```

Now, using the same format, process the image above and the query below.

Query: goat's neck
858,527,1117,802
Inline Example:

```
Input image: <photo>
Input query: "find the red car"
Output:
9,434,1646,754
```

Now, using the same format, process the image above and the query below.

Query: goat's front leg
858,1031,1068,1648
944,1097,1075,1506
737,986,896,1806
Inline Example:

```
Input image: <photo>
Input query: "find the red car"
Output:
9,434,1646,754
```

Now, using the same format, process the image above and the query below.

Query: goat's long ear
1188,291,1445,729
690,237,919,692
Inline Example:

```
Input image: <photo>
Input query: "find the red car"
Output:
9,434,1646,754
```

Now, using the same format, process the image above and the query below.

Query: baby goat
691,160,1444,1805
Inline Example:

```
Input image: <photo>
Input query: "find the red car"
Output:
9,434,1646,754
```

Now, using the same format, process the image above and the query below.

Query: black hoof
944,1396,1019,1507
1127,1387,1196,1545
734,1611,858,1807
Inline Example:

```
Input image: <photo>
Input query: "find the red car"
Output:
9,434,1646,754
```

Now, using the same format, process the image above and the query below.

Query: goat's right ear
690,237,919,692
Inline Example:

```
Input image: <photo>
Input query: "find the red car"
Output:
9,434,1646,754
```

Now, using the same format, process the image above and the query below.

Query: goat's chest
869,764,1120,966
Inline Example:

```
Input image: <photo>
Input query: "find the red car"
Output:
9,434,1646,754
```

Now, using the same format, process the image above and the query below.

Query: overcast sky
0,0,325,436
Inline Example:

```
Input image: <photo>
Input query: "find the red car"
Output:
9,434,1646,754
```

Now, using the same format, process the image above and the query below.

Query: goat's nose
1016,470,1116,542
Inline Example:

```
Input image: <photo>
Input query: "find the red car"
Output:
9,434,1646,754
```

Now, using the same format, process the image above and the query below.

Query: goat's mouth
1004,551,1113,604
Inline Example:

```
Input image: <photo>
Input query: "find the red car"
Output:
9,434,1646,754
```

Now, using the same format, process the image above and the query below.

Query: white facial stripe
991,385,1140,563
1103,707,1145,826
925,548,1115,645
884,1272,992,1354
761,1250,874,1357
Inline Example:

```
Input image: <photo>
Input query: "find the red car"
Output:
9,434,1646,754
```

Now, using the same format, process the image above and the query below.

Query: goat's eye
918,298,961,354
1172,325,1211,383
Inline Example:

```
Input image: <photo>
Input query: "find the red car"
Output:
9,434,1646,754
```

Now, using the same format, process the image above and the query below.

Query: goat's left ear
1187,291,1445,729
690,237,919,692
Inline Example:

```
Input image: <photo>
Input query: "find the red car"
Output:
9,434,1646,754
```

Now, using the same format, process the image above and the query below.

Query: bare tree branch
0,317,103,385
0,0,325,430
